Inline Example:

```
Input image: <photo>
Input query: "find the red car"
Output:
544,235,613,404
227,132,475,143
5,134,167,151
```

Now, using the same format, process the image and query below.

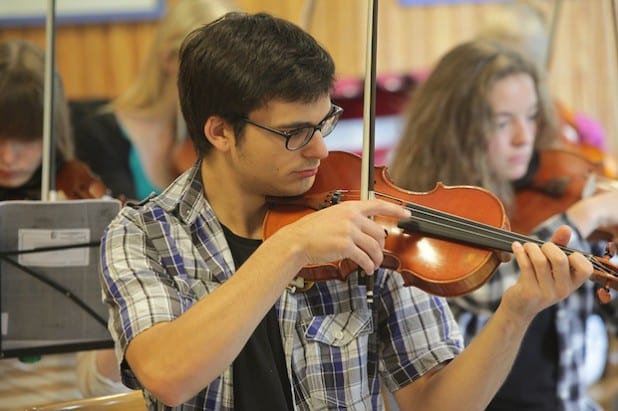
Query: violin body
511,149,618,239
574,144,618,179
55,160,110,200
0,160,109,202
264,151,510,297
511,149,601,234
264,151,618,299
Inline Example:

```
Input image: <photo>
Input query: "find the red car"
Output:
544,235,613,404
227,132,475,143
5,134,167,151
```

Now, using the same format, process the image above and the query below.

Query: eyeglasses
241,104,343,151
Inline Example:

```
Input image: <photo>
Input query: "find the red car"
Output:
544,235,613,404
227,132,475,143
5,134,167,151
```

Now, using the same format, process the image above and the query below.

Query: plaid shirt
450,213,617,411
100,162,463,410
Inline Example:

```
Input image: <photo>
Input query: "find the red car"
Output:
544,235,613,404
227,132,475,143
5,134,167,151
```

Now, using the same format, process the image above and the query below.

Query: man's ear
203,116,232,152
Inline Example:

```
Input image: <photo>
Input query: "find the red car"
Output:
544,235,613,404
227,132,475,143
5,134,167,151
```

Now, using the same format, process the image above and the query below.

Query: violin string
369,192,613,275
406,204,612,274
407,204,611,274
340,190,612,274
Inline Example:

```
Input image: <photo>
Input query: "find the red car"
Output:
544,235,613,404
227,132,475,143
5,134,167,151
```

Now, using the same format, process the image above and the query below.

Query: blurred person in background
74,0,239,201
389,39,618,411
0,38,129,410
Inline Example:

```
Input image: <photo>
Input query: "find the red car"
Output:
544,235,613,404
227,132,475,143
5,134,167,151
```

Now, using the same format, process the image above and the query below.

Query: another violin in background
511,148,618,240
570,142,618,180
556,100,618,179
55,160,111,200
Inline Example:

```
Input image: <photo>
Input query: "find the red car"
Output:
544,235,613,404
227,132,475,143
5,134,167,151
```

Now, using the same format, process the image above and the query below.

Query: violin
263,151,618,301
511,149,618,239
556,101,618,179
55,160,110,200
0,160,110,202
571,143,618,180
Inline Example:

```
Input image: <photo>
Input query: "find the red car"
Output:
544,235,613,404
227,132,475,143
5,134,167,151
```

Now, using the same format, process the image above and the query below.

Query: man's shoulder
103,166,210,240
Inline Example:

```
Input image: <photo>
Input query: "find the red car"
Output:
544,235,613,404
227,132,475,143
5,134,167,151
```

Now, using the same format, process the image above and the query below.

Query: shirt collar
152,160,209,225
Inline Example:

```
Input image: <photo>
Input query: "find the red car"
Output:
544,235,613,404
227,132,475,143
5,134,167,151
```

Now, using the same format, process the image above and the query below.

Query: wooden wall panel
0,0,616,155
0,21,158,99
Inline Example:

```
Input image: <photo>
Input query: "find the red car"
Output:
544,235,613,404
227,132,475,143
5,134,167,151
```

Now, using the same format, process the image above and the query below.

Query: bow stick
41,0,58,201
360,0,379,305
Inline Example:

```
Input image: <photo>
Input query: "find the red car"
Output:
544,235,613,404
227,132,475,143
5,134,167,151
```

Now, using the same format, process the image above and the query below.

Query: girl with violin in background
99,12,593,411
388,39,618,411
476,0,614,174
73,0,237,202
474,0,618,239
0,39,129,409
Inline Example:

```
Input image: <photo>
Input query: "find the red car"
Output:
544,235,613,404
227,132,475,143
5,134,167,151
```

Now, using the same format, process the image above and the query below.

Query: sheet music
18,228,90,267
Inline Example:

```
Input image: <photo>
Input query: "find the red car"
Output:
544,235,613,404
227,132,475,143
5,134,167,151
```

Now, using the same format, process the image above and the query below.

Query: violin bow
360,0,379,305
300,0,316,31
545,0,563,72
611,0,618,134
41,0,58,201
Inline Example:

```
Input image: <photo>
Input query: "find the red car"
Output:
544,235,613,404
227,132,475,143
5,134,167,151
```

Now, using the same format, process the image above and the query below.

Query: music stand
0,199,121,358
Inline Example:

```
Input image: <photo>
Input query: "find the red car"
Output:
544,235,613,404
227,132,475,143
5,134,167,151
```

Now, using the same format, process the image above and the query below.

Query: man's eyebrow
274,106,334,129
275,120,315,129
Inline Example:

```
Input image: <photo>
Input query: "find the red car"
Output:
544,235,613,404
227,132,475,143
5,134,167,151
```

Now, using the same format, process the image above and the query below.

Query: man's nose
303,129,329,159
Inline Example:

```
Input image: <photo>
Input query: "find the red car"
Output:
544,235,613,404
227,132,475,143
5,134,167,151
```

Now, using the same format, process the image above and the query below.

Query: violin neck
397,212,513,254
397,201,618,294
397,202,577,257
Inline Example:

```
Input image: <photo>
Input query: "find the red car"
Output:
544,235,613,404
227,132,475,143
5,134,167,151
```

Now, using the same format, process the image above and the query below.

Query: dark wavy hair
178,12,335,157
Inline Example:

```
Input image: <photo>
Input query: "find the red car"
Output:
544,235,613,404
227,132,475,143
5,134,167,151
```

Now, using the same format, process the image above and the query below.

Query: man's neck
200,157,266,239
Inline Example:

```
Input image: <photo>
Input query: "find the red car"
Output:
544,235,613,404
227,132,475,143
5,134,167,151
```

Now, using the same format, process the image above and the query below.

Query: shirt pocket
299,310,374,408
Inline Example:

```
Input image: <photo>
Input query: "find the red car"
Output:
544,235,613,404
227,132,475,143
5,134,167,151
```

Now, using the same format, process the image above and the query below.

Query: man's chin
270,183,314,199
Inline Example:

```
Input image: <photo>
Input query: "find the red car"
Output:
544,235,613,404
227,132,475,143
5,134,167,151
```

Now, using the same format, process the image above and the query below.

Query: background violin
264,151,618,300
55,160,110,200
511,148,618,239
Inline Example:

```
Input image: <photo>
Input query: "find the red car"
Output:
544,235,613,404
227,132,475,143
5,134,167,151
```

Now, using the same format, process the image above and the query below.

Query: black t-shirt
221,225,293,411
487,306,559,411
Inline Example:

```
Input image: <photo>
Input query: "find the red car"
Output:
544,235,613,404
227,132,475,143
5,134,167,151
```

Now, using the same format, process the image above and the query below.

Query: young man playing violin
99,12,593,411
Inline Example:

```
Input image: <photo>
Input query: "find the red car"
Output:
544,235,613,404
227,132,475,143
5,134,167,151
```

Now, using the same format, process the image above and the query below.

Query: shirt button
335,331,344,339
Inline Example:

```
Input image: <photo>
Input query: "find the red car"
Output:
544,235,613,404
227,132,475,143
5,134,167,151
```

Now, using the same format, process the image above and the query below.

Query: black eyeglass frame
241,104,344,151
